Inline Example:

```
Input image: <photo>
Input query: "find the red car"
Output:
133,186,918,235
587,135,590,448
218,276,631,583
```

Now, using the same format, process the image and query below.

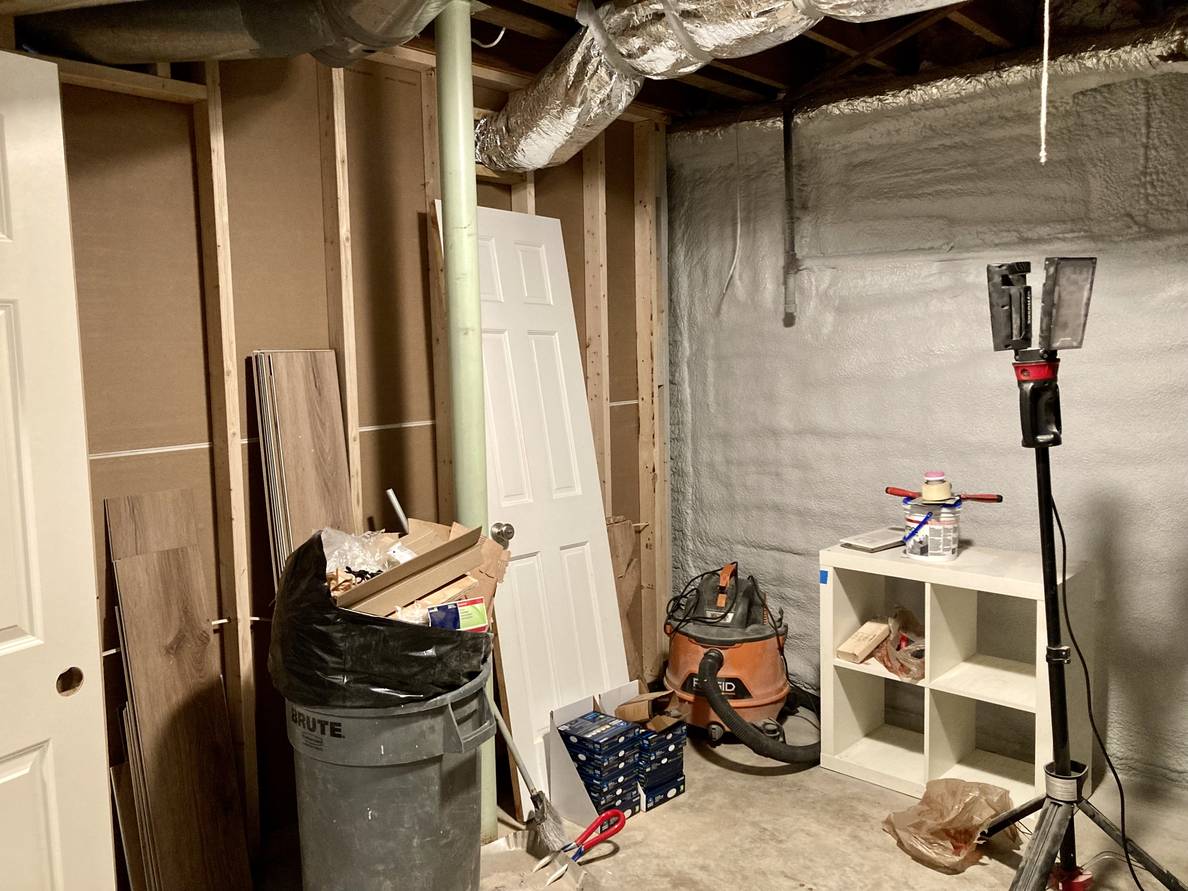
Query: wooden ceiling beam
802,20,896,72
791,3,967,101
946,3,1018,49
473,3,568,41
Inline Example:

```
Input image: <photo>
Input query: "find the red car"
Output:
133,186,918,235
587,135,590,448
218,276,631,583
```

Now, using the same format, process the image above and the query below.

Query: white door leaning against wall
0,50,116,889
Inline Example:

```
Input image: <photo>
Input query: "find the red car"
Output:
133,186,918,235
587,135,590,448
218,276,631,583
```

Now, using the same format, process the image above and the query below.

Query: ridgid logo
291,706,344,739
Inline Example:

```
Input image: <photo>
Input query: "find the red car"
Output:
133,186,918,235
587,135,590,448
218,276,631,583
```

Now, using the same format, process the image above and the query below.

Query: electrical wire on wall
472,26,506,49
715,118,744,315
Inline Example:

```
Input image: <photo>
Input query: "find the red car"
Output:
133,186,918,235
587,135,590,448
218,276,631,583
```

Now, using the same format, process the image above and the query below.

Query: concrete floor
484,726,1188,891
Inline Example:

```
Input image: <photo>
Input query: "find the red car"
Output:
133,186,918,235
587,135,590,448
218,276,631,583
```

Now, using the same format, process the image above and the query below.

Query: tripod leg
1080,800,1188,891
1011,800,1077,891
982,795,1046,841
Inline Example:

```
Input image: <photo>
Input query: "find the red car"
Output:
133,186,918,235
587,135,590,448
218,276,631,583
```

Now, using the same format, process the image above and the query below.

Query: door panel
0,50,116,889
474,206,629,804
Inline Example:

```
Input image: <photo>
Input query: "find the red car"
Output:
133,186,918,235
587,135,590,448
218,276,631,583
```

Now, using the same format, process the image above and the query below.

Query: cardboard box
334,519,482,610
643,775,686,812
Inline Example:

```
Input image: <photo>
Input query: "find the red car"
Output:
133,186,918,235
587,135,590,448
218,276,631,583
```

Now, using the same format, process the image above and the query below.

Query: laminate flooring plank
113,546,252,890
111,763,149,891
105,487,197,560
268,349,354,544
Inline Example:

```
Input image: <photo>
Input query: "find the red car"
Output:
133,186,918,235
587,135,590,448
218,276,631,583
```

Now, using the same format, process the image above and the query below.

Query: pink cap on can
923,471,946,480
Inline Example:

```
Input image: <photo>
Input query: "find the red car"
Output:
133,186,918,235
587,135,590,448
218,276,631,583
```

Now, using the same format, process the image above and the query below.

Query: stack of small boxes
559,712,642,816
558,696,688,816
637,720,687,811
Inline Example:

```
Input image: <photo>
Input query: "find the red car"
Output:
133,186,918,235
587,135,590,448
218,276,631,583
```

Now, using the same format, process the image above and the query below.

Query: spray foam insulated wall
667,65,1188,785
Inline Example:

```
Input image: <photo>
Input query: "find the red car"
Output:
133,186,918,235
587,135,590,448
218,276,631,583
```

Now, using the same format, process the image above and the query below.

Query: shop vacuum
663,563,820,764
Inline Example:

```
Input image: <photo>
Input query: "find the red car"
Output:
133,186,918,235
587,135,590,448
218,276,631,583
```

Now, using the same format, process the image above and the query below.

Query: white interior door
476,206,629,801
0,52,116,889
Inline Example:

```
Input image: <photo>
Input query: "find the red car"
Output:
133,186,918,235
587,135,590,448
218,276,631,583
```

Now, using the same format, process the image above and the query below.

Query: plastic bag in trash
268,531,492,708
883,779,1020,873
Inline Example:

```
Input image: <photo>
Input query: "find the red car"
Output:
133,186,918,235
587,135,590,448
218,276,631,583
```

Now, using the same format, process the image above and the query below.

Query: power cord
1052,498,1145,890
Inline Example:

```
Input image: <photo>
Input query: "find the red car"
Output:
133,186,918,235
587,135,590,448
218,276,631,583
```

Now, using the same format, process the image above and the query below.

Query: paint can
903,497,961,562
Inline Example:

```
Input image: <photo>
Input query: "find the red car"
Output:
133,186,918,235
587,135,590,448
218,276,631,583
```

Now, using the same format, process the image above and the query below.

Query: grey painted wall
667,68,1188,785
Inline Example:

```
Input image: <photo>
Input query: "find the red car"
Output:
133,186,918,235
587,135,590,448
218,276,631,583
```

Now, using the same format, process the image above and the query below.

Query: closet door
0,51,115,889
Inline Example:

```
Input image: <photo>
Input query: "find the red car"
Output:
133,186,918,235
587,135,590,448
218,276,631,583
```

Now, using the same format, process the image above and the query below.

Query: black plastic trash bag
269,531,492,708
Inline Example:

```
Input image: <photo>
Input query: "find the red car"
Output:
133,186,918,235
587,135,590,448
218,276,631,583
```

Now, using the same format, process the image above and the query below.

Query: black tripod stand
983,262,1185,891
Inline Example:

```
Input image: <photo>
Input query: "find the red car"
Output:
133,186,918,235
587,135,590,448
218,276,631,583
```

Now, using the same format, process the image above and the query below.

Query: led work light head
987,257,1097,354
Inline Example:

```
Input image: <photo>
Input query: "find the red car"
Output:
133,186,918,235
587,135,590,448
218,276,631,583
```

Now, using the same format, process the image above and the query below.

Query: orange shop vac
662,563,820,764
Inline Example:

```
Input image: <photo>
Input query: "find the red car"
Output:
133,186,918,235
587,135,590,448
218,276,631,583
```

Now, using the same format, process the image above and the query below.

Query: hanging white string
1039,0,1051,164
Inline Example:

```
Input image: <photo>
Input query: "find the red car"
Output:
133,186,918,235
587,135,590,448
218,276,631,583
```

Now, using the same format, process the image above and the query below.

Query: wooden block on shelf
836,620,890,663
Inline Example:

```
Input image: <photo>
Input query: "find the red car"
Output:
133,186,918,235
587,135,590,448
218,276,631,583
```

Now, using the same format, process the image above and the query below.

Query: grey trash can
286,659,496,891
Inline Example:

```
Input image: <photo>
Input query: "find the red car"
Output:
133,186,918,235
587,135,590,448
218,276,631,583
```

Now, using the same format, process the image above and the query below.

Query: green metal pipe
435,0,497,843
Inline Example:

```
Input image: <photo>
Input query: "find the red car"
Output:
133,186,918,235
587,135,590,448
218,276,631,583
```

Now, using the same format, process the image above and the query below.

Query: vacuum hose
697,649,820,765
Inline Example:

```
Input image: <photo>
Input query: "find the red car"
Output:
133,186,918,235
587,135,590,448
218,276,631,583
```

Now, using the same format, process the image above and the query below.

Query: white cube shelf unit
819,544,1096,806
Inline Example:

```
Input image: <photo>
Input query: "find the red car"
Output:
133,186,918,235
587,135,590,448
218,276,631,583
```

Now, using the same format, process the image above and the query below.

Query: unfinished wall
668,68,1188,786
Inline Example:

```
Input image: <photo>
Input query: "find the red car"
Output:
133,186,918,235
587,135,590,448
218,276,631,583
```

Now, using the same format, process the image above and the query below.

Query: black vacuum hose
697,649,820,765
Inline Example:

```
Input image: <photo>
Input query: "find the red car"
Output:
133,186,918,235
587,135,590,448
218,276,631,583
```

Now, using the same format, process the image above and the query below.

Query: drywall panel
62,86,209,454
88,450,220,652
667,70,1188,787
605,120,638,405
345,62,434,429
221,57,331,434
610,403,640,522
359,424,438,529
534,155,586,370
478,182,512,210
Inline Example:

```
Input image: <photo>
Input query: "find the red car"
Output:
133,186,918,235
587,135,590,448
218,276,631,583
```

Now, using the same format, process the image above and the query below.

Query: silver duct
17,0,451,66
475,0,960,172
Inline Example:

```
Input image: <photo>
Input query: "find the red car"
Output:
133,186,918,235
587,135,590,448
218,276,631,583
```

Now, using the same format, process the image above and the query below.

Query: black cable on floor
1052,498,1146,890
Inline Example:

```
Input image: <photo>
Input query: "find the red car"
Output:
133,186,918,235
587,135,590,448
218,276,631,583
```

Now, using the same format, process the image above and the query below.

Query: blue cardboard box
558,711,640,757
643,774,686,812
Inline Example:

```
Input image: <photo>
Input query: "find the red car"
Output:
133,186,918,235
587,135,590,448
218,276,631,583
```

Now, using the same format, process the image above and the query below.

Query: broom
488,692,570,852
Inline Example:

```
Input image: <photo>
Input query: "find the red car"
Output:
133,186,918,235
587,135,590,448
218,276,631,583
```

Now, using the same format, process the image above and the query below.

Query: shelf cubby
826,667,925,797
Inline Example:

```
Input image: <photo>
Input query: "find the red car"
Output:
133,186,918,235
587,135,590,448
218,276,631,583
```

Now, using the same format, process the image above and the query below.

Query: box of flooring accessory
546,682,646,825
613,685,688,790
643,774,686,812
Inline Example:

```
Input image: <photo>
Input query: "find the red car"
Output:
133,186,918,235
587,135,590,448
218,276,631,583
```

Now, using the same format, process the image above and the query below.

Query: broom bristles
527,791,571,852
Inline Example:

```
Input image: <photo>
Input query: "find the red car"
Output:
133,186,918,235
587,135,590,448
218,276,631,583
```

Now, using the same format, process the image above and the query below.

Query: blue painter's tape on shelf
819,569,829,585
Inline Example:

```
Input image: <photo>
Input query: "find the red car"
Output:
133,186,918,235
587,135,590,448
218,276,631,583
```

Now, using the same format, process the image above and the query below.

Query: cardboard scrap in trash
334,520,482,608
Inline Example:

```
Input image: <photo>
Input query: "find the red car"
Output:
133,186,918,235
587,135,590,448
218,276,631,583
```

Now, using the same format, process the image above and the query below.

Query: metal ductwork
17,0,452,66
476,0,962,172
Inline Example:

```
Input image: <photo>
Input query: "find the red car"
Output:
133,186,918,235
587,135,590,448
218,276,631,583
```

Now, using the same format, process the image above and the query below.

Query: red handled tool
884,486,1003,503
533,809,626,886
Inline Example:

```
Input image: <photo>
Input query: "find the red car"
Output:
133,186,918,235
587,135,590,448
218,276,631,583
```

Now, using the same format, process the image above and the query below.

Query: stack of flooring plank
105,488,252,891
253,349,355,580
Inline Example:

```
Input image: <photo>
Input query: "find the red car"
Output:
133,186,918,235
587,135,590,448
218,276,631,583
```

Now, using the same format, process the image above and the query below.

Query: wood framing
317,65,363,532
634,120,669,681
0,16,13,49
370,43,669,123
192,61,258,851
511,172,536,215
420,68,456,524
36,53,208,104
583,134,611,510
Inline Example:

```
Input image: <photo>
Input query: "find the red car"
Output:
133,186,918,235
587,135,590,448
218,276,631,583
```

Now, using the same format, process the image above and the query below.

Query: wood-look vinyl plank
113,546,252,890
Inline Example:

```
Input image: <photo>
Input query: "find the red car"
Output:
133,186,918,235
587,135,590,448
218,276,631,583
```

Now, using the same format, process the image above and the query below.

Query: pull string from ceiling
1040,0,1051,163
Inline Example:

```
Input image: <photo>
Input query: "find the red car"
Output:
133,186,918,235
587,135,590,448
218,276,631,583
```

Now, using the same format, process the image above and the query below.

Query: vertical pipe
436,0,496,842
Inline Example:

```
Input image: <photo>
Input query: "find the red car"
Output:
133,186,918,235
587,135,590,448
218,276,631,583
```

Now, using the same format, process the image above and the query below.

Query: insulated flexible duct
17,0,452,66
475,0,960,172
